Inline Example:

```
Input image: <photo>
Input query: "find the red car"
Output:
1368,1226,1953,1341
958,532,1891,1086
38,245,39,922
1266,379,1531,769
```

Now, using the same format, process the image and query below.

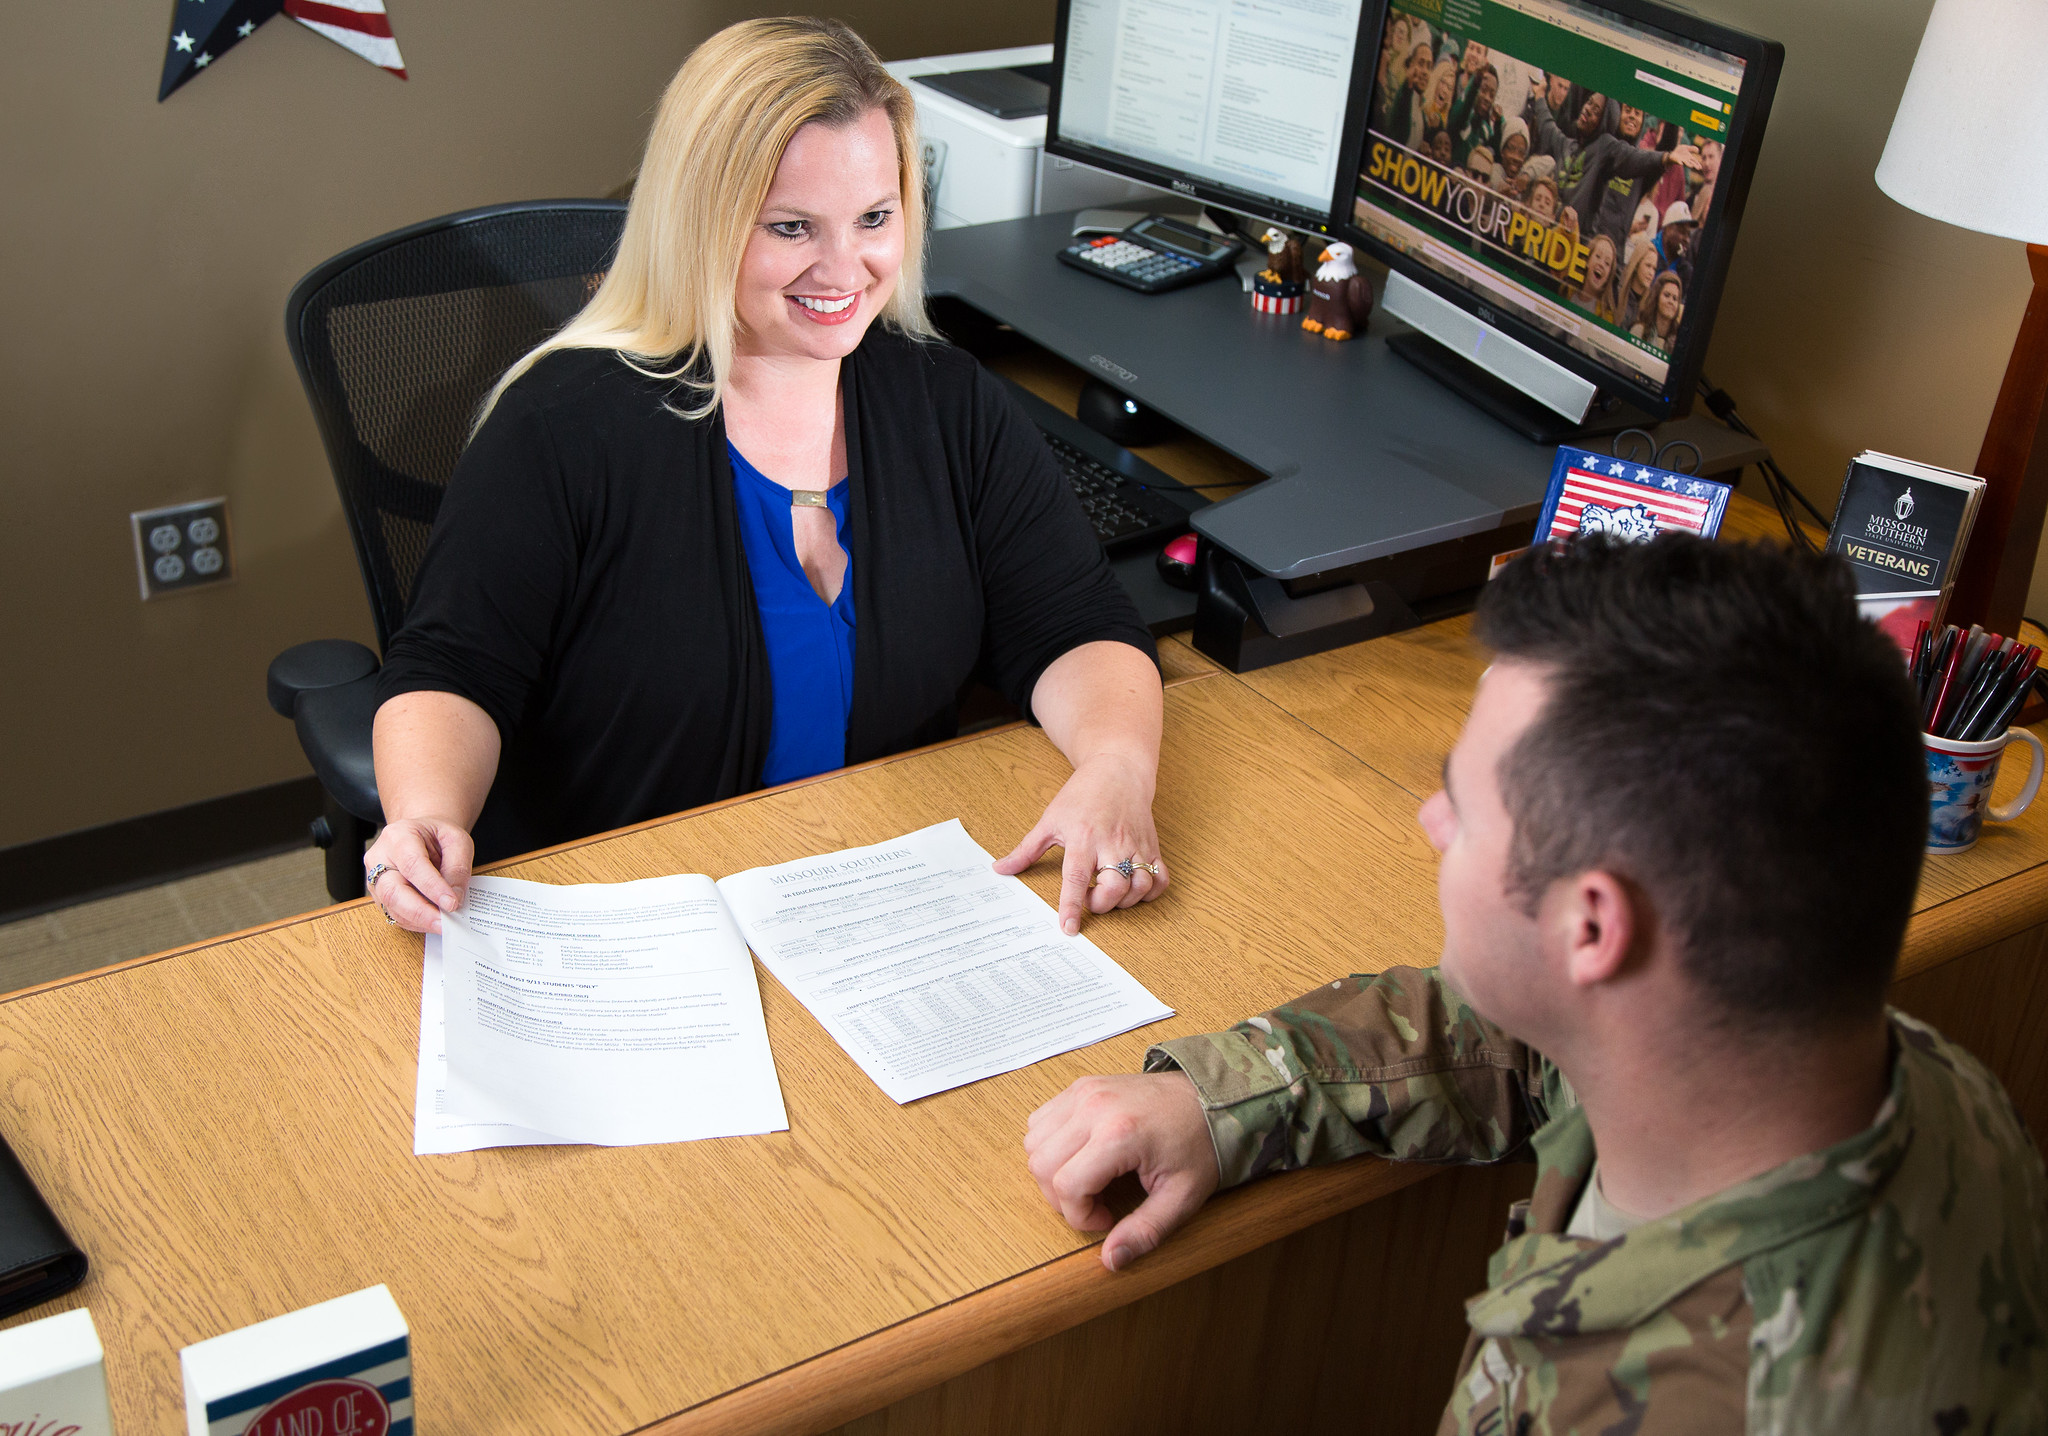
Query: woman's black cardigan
375,329,1157,862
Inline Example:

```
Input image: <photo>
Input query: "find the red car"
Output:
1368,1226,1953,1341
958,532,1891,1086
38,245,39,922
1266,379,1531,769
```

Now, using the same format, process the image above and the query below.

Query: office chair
270,199,628,903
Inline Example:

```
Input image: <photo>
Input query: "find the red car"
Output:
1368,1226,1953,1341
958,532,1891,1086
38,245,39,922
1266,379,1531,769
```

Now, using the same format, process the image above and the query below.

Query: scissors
1611,428,1702,475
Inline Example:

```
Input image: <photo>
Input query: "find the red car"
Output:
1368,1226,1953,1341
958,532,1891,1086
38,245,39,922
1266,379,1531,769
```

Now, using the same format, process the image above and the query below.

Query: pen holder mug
1925,727,2046,854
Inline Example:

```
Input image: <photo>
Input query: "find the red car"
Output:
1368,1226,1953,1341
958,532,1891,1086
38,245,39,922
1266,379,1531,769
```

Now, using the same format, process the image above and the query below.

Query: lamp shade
1876,0,2048,243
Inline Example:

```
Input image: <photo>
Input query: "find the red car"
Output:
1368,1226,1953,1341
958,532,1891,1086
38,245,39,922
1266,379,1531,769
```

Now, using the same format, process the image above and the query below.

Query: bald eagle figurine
1259,226,1305,286
1302,242,1373,341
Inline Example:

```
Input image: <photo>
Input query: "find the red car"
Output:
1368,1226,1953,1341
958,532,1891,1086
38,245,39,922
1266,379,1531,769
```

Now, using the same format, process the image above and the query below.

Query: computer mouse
1076,378,1177,447
1156,532,1199,591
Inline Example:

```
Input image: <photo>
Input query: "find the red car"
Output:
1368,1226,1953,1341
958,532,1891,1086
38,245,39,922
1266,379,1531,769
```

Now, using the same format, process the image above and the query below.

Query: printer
885,45,1162,230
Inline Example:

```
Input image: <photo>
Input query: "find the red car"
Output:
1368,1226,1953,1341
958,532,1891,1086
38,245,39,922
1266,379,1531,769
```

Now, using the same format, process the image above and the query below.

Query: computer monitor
1336,0,1781,433
1045,0,1372,236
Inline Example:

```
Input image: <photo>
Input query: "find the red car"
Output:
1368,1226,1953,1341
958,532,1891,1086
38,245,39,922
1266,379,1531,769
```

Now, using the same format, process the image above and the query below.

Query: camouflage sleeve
1145,965,1552,1188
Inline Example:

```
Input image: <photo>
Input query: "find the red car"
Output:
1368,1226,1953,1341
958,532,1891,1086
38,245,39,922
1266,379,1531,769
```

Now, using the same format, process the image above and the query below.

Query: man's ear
1561,870,1638,987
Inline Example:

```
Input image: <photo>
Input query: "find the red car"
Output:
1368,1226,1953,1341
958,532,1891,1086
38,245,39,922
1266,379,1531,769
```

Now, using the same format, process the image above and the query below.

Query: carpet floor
0,847,333,995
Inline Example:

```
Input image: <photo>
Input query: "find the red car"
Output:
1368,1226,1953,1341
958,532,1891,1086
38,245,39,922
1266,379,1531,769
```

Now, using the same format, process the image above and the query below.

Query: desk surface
5,396,2041,1436
10,597,2048,1435
1,673,1445,1435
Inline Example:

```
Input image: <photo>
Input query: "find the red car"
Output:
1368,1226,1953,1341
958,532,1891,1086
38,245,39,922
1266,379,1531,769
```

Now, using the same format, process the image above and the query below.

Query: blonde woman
1617,242,1662,331
1421,58,1457,133
1569,233,1620,322
364,18,1167,937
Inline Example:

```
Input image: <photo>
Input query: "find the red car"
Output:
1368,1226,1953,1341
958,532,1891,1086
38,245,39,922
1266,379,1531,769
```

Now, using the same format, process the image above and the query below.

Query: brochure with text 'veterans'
1825,450,1983,655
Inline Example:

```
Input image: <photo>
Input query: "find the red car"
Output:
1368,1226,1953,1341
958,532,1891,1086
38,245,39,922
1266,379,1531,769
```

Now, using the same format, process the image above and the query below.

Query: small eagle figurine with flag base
1302,242,1374,342
160,0,406,101
1258,227,1305,286
1252,226,1308,316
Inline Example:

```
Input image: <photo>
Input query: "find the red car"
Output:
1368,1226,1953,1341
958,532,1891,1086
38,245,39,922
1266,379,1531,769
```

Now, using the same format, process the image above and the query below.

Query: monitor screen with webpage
1047,0,1369,233
1342,0,1779,413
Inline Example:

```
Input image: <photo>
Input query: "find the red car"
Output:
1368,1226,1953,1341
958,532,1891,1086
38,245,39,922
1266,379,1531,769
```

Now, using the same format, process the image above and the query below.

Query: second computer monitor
1340,0,1781,419
1046,0,1370,235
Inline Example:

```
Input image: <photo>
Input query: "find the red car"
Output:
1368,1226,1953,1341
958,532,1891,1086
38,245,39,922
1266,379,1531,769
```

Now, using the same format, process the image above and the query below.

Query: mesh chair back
286,200,628,650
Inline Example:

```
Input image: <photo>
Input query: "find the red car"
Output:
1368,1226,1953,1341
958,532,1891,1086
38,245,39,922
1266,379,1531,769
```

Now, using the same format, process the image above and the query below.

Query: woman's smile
789,292,861,323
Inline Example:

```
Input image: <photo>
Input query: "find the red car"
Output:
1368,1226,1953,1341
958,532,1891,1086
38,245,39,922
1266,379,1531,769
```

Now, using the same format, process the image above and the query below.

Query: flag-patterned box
0,1307,115,1436
180,1285,411,1436
1533,446,1734,544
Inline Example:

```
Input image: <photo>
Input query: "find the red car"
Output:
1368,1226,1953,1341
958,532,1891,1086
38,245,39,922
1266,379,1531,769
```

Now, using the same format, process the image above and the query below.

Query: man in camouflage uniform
1025,536,2046,1432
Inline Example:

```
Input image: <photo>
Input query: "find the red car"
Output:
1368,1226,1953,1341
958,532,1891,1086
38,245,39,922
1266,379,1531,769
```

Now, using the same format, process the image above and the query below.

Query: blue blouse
727,442,856,786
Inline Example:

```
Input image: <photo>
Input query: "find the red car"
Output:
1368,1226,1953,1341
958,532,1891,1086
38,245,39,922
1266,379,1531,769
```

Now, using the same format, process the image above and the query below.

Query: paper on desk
414,934,573,1154
716,819,1172,1104
436,873,789,1147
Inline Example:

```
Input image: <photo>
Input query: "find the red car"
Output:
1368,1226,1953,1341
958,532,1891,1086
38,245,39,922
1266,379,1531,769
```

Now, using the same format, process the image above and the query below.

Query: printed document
413,821,1171,1151
430,873,788,1149
716,820,1172,1104
413,934,574,1155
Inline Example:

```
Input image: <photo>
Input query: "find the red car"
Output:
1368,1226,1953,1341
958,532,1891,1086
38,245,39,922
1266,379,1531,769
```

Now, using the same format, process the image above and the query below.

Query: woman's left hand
995,750,1168,936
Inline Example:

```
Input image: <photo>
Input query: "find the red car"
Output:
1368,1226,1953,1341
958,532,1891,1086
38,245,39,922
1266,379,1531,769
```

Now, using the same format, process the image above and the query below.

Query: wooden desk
0,673,1492,1436
7,381,2045,1435
14,643,2040,1436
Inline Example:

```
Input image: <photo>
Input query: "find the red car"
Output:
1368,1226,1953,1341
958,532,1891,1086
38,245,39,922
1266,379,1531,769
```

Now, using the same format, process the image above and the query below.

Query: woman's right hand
367,690,502,934
364,816,474,933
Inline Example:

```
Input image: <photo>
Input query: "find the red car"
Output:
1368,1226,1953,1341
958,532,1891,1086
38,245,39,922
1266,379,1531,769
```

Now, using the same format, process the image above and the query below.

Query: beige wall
1687,0,2033,565
4,0,2039,850
0,0,1052,850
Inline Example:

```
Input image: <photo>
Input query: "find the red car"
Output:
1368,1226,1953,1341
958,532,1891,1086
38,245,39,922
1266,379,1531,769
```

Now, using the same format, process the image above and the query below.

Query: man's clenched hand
1024,1071,1219,1271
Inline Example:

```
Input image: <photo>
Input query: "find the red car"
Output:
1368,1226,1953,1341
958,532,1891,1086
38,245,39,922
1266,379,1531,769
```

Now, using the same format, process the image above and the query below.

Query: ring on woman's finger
364,863,399,924
1092,857,1162,886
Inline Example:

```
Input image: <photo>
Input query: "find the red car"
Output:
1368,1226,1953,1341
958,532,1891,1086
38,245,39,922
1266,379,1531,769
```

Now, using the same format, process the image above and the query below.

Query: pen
1950,629,2012,737
1947,641,2010,739
1927,631,1971,735
1958,626,1989,691
1980,647,2041,741
1911,621,1932,690
1933,626,1958,671
1923,627,1960,723
1954,644,2022,741
1925,623,1964,703
1970,645,2034,741
1970,637,2022,730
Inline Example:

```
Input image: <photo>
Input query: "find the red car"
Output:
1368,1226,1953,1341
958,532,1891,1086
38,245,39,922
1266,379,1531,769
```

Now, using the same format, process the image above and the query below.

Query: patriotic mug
1925,727,2045,854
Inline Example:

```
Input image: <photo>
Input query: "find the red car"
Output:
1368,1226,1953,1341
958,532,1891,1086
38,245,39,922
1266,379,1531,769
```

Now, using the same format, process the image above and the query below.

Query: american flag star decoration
159,0,406,101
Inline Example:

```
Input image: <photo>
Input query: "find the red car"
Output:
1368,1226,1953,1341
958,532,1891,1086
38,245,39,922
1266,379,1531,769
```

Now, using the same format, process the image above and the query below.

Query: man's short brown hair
1475,535,1926,1030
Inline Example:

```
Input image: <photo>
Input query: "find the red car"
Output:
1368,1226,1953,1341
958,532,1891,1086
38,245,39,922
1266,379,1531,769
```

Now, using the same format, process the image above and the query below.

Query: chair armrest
295,674,384,825
267,639,379,718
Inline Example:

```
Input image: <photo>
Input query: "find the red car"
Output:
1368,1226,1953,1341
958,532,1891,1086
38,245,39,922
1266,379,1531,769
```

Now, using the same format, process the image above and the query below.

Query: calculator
1057,215,1245,294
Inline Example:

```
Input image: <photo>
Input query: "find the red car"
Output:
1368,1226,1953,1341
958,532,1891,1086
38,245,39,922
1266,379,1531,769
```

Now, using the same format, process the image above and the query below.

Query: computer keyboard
996,375,1204,553
1039,430,1191,550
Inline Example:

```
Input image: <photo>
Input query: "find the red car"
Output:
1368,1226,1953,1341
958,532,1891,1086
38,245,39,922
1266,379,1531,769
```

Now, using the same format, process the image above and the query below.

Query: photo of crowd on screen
1366,8,1723,359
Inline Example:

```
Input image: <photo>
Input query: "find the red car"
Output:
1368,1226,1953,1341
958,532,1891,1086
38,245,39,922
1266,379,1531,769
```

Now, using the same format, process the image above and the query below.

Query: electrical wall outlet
131,498,233,600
